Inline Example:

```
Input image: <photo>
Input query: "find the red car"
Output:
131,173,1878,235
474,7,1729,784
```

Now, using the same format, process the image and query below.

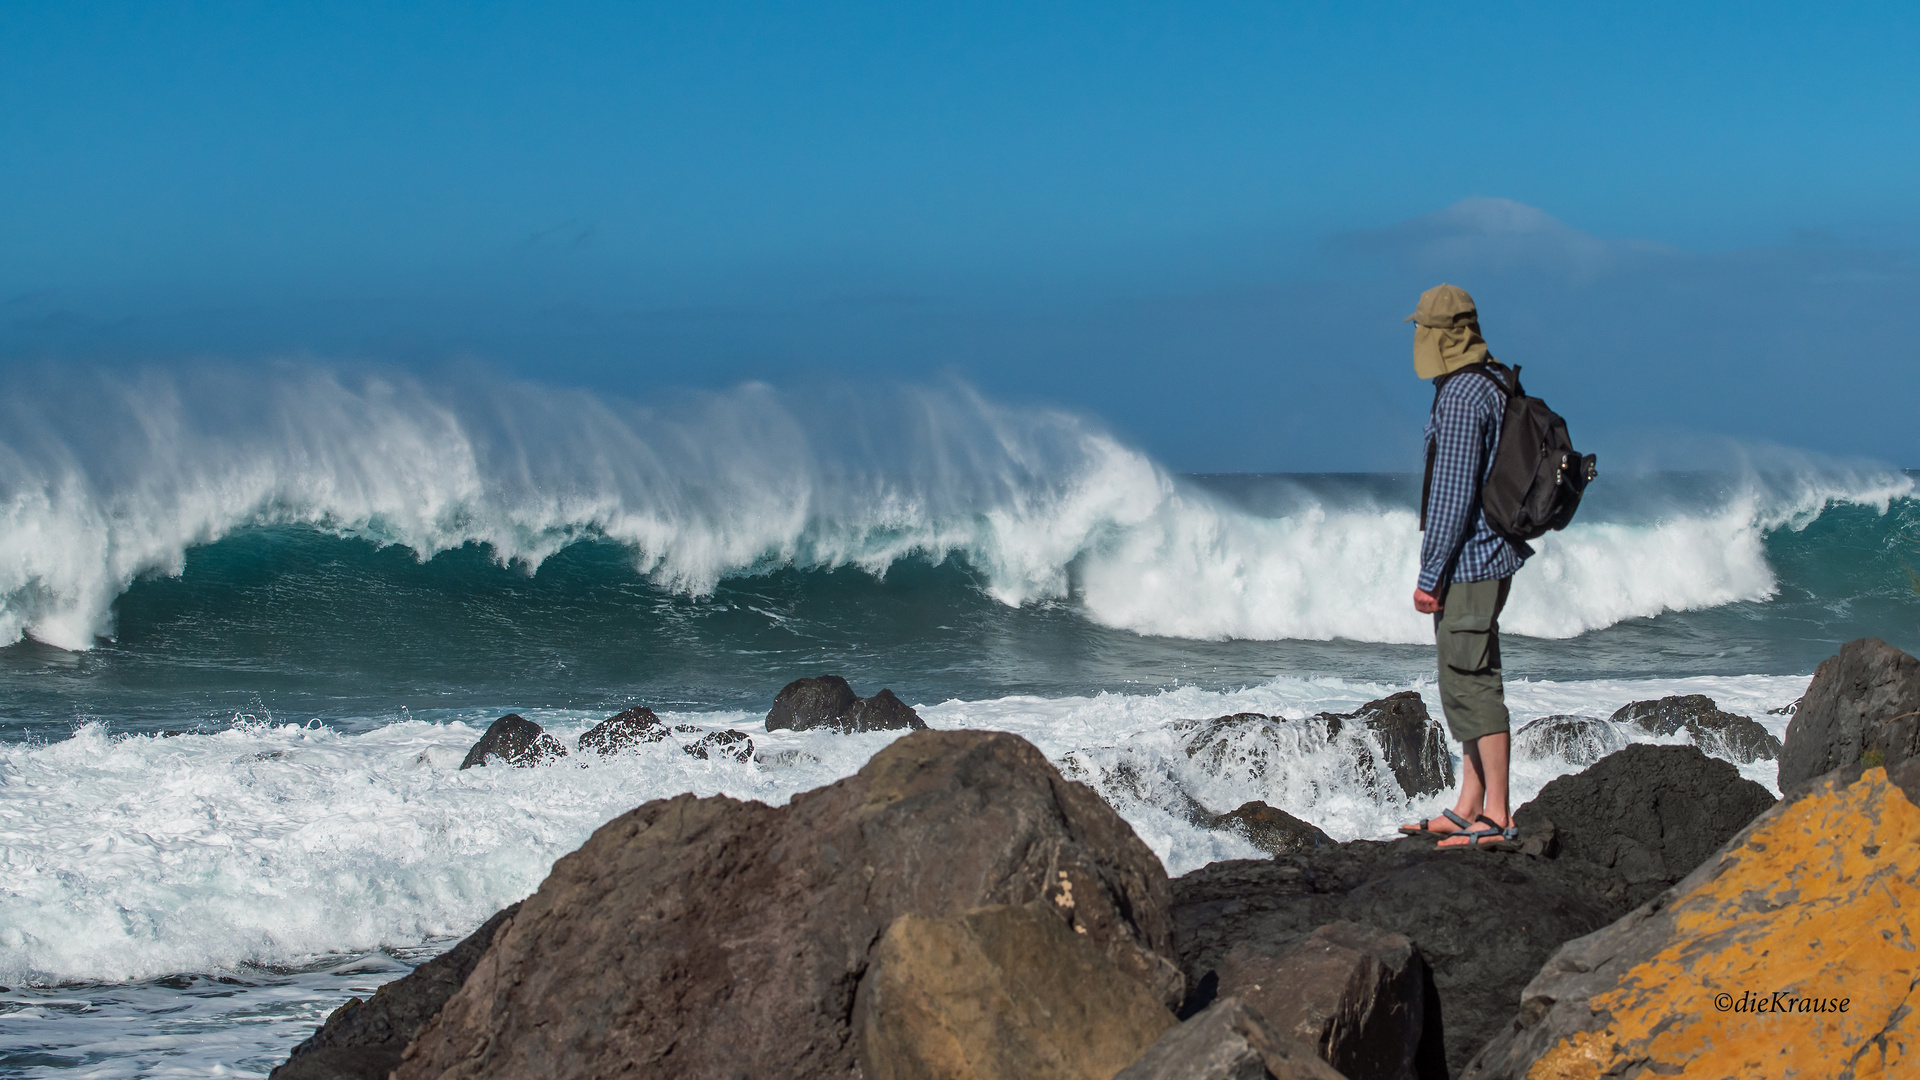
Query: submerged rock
1610,693,1782,763
764,675,928,733
1115,997,1346,1080
681,728,753,762
1464,765,1920,1080
1205,801,1333,856
1178,693,1453,803
1778,636,1920,790
271,903,521,1080
1324,691,1455,800
1512,714,1625,766
575,705,668,755
457,714,567,769
855,902,1175,1080
391,730,1180,1080
1512,744,1776,909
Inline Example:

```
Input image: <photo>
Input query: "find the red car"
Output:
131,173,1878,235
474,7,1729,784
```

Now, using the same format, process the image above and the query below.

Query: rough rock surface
855,902,1175,1080
681,728,753,762
457,715,567,769
1779,636,1920,790
764,675,928,733
1172,742,1778,1075
271,904,522,1080
1464,764,1920,1080
1609,694,1782,763
1212,921,1434,1080
1512,744,1776,909
1206,801,1333,856
1115,997,1348,1080
1512,715,1625,766
575,706,666,755
393,730,1180,1080
1320,691,1455,799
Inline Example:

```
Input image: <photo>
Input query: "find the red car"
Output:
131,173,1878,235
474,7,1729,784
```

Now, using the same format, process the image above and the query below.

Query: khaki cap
1404,283,1479,330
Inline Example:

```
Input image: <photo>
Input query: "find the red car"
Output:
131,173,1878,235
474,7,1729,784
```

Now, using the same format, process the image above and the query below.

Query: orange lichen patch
1528,768,1920,1079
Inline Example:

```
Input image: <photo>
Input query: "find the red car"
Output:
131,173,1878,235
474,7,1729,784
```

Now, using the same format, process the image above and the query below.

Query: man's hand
1414,589,1442,614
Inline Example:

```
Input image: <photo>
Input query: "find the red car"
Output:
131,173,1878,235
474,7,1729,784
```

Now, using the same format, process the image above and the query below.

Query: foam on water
0,366,1908,651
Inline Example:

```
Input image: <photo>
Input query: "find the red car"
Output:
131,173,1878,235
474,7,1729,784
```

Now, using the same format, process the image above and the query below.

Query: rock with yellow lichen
1461,759,1920,1080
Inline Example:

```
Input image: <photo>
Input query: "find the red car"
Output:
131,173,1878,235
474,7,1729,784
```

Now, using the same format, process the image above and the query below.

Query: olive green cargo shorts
1434,576,1512,742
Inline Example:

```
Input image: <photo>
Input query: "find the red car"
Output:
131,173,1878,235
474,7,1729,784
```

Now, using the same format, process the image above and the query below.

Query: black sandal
1398,808,1472,835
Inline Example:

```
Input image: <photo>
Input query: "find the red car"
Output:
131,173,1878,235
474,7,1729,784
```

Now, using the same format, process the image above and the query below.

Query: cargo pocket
1438,594,1499,677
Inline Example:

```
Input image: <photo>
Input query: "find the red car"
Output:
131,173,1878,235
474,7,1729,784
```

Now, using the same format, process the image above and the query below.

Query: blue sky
3,1,1917,469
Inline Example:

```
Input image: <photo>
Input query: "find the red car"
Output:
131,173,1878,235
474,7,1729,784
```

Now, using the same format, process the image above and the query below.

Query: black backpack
1421,362,1597,544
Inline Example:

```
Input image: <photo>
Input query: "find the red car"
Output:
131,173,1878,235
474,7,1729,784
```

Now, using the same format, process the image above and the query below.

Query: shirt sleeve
1418,383,1491,594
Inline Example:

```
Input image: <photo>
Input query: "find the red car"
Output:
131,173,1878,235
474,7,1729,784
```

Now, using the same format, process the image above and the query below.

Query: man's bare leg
1440,731,1512,847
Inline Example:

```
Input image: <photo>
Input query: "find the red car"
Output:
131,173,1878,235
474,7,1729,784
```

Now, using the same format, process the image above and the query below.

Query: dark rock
393,730,1182,1080
682,729,754,762
1171,844,1620,1076
1214,921,1433,1080
764,674,859,731
1205,801,1333,856
575,706,668,755
457,715,567,770
855,902,1176,1080
1512,715,1625,766
1178,693,1453,803
1512,744,1776,909
1779,637,1920,791
271,903,521,1080
1609,694,1782,763
764,675,927,733
1326,691,1455,800
844,688,928,732
1115,997,1347,1080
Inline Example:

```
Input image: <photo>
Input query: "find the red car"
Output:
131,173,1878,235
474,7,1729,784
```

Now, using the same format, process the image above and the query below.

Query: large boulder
1179,693,1453,803
271,904,522,1080
1778,636,1920,790
391,730,1179,1080
1322,692,1456,800
1171,844,1619,1077
1211,921,1435,1080
765,675,929,733
1512,744,1776,909
1205,801,1334,857
1464,763,1920,1080
576,706,667,755
1609,694,1781,763
457,715,567,769
855,902,1176,1080
1115,997,1348,1080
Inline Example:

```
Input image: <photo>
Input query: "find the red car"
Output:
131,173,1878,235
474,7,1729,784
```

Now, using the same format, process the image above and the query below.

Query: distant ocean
1,369,1914,1077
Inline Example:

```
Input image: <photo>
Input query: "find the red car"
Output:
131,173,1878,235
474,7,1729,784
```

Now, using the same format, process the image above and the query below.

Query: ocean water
1,369,1916,1077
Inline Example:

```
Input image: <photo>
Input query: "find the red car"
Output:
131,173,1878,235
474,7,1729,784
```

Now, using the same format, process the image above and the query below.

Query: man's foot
1397,808,1473,836
1438,814,1517,848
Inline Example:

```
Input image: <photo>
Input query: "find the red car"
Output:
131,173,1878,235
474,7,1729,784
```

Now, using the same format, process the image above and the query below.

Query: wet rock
1178,693,1453,803
1212,921,1435,1080
1779,636,1920,791
1115,997,1347,1080
1464,766,1920,1080
575,706,668,755
1512,744,1775,909
457,714,567,769
682,729,753,762
1609,694,1782,763
271,904,521,1080
393,730,1181,1080
1205,801,1333,856
752,747,821,768
1512,715,1625,766
764,675,927,733
1326,691,1455,800
855,902,1176,1080
1171,844,1619,1077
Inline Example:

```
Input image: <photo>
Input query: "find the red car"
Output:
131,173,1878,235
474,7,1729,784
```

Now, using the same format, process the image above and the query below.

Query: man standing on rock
1398,284,1531,848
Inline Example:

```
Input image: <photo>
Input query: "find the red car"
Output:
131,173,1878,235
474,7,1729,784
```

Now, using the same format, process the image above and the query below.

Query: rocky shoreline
273,640,1920,1079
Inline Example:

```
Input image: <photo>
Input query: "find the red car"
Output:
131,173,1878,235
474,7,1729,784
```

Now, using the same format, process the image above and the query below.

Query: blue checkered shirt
1419,367,1529,594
